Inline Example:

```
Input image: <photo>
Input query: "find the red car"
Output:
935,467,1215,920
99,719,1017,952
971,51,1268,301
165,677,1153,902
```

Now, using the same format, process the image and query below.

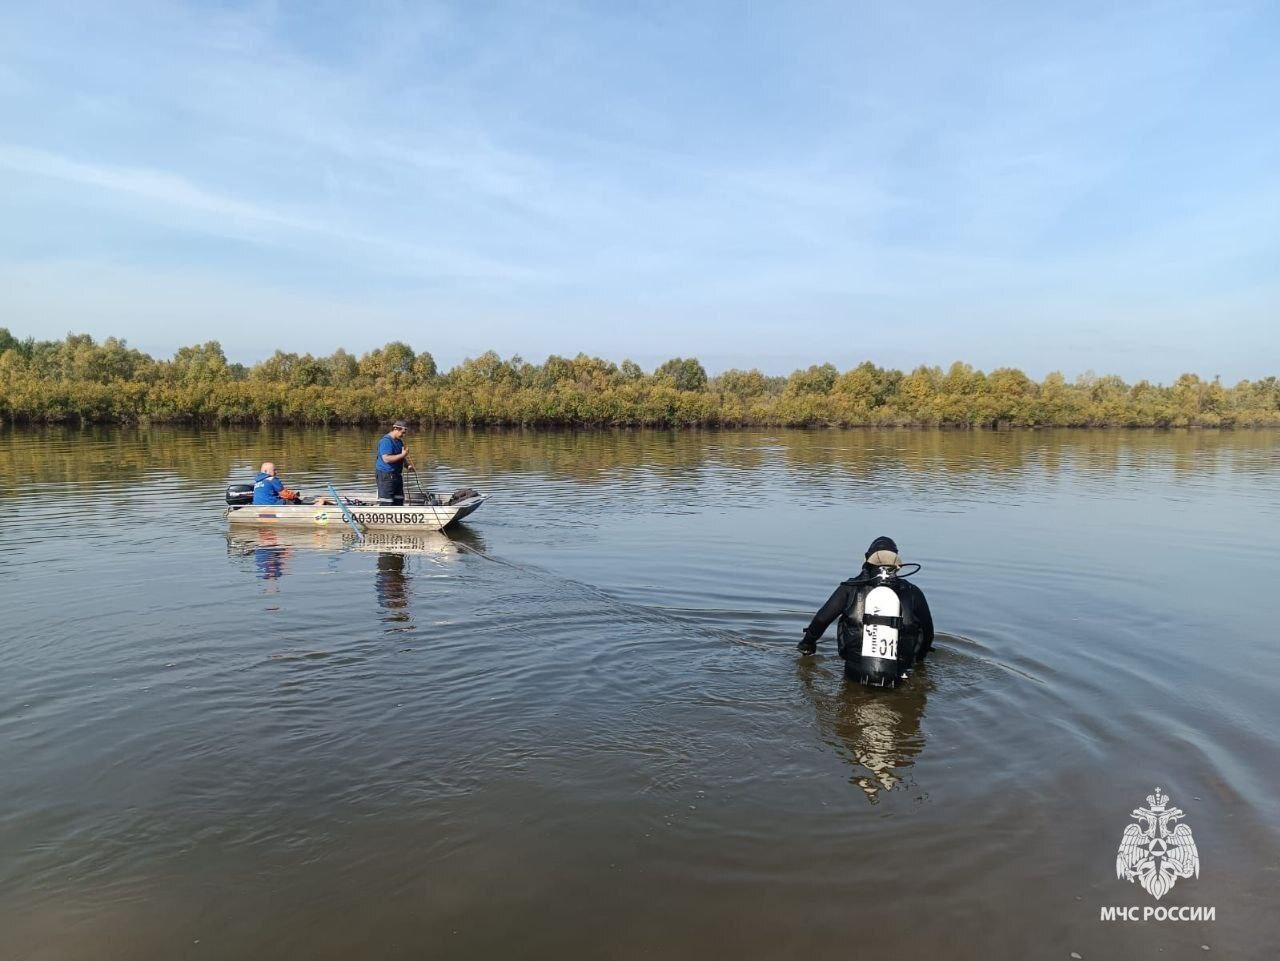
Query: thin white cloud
0,144,319,230
0,0,1275,378
0,143,547,282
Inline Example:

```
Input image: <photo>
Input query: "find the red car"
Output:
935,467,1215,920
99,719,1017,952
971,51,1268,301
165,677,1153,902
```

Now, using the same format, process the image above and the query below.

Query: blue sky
0,1,1276,379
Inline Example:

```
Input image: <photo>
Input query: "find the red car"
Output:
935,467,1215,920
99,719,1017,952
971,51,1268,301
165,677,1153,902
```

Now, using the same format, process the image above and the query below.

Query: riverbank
2,376,1278,428
2,333,1276,428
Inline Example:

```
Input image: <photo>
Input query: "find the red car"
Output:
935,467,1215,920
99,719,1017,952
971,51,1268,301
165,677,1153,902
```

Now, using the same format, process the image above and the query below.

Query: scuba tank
842,562,923,688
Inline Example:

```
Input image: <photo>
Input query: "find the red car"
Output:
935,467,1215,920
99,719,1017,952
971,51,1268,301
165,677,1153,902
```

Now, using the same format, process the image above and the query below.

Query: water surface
1,427,1277,959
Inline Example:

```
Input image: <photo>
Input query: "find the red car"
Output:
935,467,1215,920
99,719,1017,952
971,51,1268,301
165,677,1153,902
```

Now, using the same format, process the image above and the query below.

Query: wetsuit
799,536,934,678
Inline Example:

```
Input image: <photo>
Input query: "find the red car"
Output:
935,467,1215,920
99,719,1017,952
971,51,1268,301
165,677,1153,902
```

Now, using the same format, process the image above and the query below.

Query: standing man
375,420,414,506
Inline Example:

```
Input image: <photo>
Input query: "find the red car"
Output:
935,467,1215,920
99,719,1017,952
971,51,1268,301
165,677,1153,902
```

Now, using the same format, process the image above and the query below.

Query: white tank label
861,586,900,661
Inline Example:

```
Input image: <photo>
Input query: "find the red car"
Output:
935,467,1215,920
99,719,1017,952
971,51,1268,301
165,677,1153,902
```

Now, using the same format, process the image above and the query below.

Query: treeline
1,329,1277,428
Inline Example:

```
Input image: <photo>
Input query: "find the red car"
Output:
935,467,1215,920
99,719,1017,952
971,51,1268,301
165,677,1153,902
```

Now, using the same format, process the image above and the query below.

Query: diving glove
796,637,817,655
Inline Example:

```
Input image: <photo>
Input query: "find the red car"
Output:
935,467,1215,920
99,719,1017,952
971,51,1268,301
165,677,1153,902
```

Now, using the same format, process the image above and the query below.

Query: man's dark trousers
377,471,404,506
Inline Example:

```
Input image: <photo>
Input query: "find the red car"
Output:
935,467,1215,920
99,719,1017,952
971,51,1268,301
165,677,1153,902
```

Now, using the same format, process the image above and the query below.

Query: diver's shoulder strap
846,585,867,631
897,583,919,634
863,612,902,629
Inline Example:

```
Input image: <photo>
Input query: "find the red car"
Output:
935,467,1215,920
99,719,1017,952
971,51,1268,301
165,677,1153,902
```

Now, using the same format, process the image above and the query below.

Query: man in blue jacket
252,462,328,506
375,420,414,506
252,462,288,504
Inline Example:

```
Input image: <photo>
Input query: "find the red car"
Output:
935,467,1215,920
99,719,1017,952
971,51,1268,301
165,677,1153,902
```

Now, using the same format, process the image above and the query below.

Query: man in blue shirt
252,462,329,506
252,462,287,505
375,420,414,506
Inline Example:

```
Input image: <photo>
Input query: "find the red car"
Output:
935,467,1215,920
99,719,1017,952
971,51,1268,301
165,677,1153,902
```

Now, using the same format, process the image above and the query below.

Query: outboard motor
226,483,254,506
447,487,481,505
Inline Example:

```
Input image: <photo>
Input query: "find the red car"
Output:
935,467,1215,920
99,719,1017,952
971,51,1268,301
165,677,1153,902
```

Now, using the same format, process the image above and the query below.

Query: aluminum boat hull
226,494,486,532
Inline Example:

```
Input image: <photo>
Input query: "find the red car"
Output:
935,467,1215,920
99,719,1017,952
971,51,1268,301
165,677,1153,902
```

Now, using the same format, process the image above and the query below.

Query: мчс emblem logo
1115,787,1200,900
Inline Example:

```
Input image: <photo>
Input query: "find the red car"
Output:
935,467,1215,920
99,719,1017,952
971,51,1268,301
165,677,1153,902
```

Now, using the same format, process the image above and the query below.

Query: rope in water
371,463,780,654
440,527,780,654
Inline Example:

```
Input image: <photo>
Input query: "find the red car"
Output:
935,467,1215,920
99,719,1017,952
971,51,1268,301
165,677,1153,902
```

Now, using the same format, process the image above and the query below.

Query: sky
0,0,1276,380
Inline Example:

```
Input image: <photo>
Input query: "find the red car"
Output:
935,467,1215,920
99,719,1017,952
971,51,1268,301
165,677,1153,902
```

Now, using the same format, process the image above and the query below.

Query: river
1,426,1277,959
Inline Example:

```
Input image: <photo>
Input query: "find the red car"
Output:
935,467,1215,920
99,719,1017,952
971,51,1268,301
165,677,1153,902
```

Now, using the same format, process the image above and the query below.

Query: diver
797,536,934,687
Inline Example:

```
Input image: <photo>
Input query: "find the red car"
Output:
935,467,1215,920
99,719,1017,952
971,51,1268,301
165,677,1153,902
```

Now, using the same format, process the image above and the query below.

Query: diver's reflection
375,551,411,628
796,659,933,803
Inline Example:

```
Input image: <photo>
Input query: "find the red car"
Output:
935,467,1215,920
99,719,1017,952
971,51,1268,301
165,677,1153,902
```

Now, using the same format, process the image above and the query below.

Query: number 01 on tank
860,585,900,661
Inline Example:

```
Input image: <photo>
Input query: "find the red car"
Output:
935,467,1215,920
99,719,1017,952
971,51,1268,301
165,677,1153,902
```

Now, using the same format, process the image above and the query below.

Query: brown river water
0,427,1277,960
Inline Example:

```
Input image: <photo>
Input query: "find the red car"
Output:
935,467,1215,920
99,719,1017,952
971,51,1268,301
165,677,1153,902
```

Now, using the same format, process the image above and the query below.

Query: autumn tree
654,357,708,392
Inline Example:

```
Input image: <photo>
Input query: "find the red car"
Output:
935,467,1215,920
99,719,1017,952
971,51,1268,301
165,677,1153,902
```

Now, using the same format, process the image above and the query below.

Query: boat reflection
226,525,488,629
376,551,410,627
251,534,291,588
796,660,932,803
226,525,486,559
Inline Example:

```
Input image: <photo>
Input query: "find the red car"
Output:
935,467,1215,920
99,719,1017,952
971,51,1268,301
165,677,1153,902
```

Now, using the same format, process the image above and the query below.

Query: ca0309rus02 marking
352,511,431,525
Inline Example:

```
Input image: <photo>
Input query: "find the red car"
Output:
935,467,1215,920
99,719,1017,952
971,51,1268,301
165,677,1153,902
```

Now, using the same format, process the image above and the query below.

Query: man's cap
391,419,411,430
865,535,901,568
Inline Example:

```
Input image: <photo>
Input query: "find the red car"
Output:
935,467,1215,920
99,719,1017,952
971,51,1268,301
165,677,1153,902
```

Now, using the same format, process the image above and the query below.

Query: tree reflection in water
797,659,932,803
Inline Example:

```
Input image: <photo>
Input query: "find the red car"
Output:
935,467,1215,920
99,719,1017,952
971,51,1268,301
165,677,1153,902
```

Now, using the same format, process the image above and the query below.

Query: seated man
252,462,330,506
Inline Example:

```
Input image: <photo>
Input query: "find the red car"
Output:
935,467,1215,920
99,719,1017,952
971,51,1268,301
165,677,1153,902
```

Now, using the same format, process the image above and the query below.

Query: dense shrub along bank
1,330,1277,428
